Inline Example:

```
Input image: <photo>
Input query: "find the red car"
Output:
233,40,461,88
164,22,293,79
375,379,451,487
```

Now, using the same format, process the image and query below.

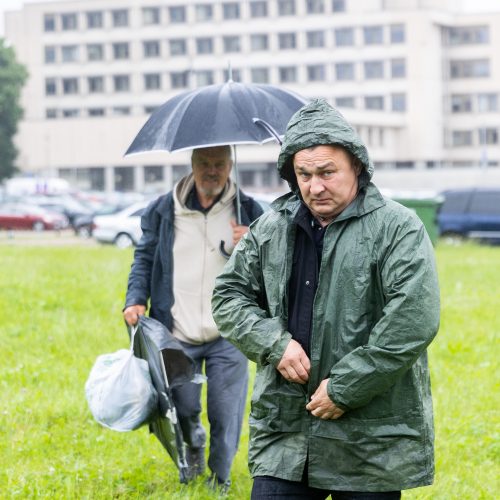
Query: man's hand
230,220,249,246
123,305,146,326
276,339,311,384
306,379,345,420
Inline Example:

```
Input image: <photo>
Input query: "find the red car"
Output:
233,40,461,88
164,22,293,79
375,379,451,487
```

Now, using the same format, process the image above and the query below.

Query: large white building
4,0,500,192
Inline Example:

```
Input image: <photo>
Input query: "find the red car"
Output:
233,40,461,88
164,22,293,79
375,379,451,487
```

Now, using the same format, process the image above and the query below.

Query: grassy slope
0,243,498,498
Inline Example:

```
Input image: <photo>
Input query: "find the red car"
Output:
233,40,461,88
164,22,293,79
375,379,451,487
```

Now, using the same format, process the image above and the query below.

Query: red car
0,203,69,230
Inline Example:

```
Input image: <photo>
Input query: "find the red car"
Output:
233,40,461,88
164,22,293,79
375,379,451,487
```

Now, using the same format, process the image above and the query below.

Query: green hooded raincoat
212,99,440,492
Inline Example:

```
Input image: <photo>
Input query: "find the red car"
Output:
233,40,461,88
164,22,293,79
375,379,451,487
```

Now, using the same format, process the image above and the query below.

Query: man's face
191,147,233,199
293,145,360,223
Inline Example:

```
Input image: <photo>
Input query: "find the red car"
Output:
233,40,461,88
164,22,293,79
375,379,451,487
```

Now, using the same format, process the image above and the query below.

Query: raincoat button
305,280,310,286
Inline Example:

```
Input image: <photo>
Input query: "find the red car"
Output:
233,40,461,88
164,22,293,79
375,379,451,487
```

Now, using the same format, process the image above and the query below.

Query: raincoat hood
277,99,374,192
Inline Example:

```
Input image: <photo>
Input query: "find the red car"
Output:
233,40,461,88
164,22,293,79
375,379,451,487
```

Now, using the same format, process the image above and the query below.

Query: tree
0,38,28,182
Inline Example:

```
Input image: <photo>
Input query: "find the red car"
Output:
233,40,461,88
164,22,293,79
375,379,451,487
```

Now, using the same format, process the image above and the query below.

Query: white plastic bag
85,326,158,432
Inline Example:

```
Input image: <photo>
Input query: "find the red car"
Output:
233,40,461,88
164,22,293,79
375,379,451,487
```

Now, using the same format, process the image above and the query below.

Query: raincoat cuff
327,378,350,412
266,332,293,367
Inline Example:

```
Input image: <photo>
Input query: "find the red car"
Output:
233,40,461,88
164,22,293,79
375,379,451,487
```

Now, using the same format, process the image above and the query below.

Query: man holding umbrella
123,145,263,492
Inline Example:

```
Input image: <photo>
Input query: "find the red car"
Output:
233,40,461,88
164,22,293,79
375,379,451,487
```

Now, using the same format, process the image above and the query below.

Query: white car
93,200,149,248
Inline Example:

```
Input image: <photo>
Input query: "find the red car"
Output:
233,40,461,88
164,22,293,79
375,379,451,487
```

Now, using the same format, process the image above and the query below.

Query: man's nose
310,176,325,194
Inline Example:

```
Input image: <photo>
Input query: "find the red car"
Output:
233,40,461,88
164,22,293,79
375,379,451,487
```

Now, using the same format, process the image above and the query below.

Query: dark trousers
171,336,248,482
251,476,401,500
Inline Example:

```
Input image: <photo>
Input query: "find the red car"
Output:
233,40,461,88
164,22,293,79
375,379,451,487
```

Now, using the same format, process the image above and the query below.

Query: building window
88,76,104,93
61,45,78,63
195,4,213,21
223,68,242,82
88,108,105,117
477,93,498,112
306,0,324,14
62,109,80,118
145,166,164,183
452,130,473,147
223,3,240,19
335,96,355,108
144,73,161,90
279,66,297,83
250,1,268,17
335,62,355,81
113,106,131,115
334,27,354,46
390,24,405,43
196,70,214,86
223,36,241,53
332,0,345,12
307,64,326,81
169,6,186,23
391,93,406,112
451,94,473,113
306,31,325,48
114,167,135,192
87,44,104,61
479,128,498,145
251,34,269,51
363,26,384,45
44,46,56,64
196,38,213,55
390,58,406,78
279,32,296,49
450,59,490,78
45,78,57,96
363,61,384,80
278,0,296,15
44,14,56,32
86,11,103,29
251,67,269,83
113,75,130,92
169,39,187,56
113,43,129,60
61,13,78,30
142,7,160,25
62,78,79,95
170,71,189,89
365,96,384,110
445,26,489,45
112,9,129,27
46,109,58,119
143,40,160,58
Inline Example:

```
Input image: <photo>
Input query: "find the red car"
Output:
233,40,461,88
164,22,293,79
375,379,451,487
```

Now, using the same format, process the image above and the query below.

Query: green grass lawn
0,241,498,499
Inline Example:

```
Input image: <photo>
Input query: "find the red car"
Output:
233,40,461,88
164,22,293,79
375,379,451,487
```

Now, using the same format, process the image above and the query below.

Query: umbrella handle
219,240,231,259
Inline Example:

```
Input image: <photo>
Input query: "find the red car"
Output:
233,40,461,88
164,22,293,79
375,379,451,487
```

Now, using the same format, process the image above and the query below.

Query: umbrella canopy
125,81,308,155
132,315,196,484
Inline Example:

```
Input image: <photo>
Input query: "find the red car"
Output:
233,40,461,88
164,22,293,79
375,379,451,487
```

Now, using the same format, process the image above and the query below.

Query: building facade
4,0,500,192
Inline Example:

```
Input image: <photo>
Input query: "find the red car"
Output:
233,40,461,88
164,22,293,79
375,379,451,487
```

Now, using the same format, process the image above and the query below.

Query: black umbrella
132,315,197,484
125,80,307,155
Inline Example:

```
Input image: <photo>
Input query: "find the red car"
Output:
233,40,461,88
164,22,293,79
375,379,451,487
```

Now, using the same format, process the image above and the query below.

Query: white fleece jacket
171,174,236,344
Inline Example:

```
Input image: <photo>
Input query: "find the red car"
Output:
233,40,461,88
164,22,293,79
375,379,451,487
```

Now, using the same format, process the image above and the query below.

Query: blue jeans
171,336,248,482
251,476,401,500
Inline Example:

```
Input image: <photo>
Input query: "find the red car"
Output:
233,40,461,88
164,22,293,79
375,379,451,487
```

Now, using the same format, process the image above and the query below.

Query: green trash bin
391,195,444,246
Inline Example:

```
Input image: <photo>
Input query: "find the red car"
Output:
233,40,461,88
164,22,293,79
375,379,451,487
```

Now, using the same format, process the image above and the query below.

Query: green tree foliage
0,38,28,181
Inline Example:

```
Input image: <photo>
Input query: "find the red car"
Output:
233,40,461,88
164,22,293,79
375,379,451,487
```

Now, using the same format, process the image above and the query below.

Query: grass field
0,240,498,499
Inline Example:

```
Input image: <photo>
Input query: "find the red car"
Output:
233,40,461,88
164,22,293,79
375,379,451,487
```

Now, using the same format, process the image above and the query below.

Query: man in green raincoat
212,99,440,499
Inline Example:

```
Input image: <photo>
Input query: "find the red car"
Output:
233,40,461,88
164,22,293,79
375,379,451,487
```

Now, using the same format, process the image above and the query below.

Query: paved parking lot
0,229,99,246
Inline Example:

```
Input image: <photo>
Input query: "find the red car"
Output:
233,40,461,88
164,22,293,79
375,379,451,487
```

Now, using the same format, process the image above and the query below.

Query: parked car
25,195,93,229
437,188,500,243
0,202,69,231
93,201,149,248
73,202,136,238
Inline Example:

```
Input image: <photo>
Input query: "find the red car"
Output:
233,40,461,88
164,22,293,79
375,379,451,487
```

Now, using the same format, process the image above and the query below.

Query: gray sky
2,0,500,36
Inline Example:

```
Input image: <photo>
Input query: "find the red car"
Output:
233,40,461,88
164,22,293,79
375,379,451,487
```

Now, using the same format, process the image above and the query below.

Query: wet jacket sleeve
124,199,161,309
212,227,291,367
327,219,440,411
